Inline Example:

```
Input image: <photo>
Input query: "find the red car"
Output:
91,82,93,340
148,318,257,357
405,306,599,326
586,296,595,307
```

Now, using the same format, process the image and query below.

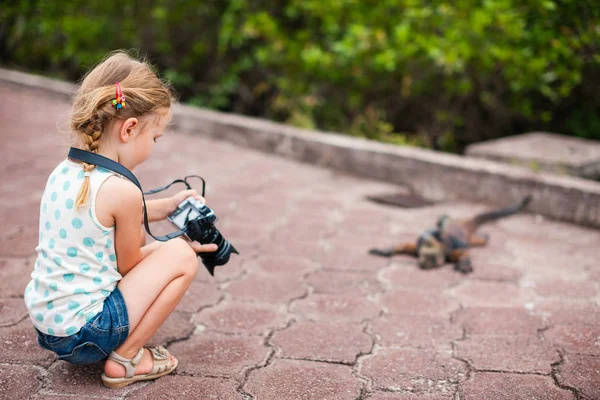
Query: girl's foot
101,346,178,389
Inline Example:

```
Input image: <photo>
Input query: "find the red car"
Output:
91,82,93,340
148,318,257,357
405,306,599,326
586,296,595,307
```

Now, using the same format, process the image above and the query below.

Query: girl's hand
187,241,218,253
170,189,205,213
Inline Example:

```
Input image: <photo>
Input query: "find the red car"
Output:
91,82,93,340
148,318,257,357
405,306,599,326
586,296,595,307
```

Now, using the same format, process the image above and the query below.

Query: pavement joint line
236,335,276,400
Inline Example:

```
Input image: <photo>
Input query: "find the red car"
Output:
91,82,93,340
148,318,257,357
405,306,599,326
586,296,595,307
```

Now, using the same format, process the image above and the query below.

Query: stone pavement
1,82,599,400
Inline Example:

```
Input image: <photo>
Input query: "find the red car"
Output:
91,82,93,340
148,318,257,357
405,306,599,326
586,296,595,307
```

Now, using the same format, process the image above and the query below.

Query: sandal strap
107,348,144,379
148,346,174,375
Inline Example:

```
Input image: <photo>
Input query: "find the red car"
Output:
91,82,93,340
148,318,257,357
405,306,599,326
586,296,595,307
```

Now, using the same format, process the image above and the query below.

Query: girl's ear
119,118,139,143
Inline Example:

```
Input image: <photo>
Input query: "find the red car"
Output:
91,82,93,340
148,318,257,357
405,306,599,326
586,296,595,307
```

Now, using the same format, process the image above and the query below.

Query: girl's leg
104,238,198,378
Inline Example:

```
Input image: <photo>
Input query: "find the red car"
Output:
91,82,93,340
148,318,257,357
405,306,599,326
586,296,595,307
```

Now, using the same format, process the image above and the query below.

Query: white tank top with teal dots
25,159,123,337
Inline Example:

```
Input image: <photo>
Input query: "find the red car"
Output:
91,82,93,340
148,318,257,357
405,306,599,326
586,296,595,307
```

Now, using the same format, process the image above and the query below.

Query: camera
167,196,238,276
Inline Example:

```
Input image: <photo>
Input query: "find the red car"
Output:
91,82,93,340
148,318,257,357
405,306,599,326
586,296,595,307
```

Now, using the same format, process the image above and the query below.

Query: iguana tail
470,195,532,229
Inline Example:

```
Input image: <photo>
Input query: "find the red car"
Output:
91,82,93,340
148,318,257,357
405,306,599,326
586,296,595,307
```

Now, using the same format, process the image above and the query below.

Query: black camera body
167,196,238,276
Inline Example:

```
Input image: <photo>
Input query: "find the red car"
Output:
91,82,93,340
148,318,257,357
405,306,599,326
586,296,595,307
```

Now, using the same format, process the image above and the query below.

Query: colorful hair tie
112,82,126,110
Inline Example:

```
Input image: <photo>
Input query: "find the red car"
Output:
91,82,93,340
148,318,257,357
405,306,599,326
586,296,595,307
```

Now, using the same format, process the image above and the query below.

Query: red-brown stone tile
372,314,462,349
379,289,460,317
245,255,320,277
367,393,453,400
459,372,574,400
533,279,598,299
244,358,363,400
452,307,547,336
127,375,244,399
455,335,559,374
0,364,43,399
379,263,464,292
168,332,269,377
0,319,56,367
0,298,28,327
45,361,128,396
534,299,600,326
467,262,522,282
175,280,222,313
544,324,600,356
290,293,380,323
31,395,116,400
0,256,36,298
306,270,383,295
451,281,535,308
555,353,600,400
360,347,466,394
225,272,307,303
147,311,195,347
193,301,287,335
270,321,372,363
318,249,391,272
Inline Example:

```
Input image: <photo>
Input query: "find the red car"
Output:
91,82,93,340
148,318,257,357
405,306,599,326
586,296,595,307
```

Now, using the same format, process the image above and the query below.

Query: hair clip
112,82,126,110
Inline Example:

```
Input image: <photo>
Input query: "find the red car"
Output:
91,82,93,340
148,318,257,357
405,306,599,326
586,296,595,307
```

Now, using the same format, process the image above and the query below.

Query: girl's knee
167,238,198,276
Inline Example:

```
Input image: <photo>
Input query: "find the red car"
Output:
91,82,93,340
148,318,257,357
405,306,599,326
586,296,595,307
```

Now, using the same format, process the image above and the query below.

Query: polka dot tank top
25,159,122,337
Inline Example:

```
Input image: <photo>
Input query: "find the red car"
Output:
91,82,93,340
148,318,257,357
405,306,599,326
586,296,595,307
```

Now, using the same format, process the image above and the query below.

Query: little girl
24,50,217,388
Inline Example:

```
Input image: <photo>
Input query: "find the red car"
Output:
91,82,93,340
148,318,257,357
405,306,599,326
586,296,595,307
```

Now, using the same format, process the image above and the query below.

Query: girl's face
119,107,171,169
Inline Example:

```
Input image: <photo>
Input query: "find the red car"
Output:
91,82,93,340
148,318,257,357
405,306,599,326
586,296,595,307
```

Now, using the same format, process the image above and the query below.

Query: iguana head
417,234,445,269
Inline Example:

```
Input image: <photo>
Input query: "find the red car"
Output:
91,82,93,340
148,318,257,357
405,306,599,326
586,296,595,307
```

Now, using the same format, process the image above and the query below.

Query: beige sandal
101,346,178,389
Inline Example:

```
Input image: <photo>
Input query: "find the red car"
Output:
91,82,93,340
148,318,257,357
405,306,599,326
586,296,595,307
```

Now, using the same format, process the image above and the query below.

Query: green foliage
1,0,599,152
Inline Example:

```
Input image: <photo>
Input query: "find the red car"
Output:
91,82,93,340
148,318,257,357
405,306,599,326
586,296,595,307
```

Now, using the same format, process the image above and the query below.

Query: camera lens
198,228,239,276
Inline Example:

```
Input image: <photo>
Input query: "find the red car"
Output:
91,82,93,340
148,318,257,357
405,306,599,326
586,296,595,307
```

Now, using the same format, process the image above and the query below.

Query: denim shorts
36,287,129,365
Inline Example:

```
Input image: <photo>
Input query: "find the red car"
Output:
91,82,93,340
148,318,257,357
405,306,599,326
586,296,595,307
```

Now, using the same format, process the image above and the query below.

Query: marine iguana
368,196,532,273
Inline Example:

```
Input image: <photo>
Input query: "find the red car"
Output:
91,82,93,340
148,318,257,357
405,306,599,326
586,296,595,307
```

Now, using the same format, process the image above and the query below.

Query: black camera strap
67,147,199,242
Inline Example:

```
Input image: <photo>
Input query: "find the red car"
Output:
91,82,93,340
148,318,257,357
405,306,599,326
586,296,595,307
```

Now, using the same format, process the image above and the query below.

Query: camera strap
67,147,194,242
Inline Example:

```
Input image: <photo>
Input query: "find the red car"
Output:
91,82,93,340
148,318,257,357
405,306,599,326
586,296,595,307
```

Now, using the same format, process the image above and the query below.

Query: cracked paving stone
0,319,56,367
452,307,547,336
544,324,600,356
367,392,454,399
290,293,379,323
45,361,128,396
127,375,244,399
175,280,222,313
459,371,574,400
244,358,363,400
225,272,307,303
168,332,269,377
455,335,559,374
379,289,460,318
451,281,535,308
193,301,287,335
0,298,29,327
371,314,462,349
0,364,43,399
360,347,466,394
306,270,383,296
147,310,195,347
269,320,372,364
555,353,600,400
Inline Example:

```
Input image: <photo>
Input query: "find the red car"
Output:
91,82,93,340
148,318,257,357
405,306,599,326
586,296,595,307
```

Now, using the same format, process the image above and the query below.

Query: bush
1,0,599,152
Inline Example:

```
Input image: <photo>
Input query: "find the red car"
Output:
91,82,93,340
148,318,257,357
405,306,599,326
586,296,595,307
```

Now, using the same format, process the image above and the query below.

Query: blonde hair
71,50,173,207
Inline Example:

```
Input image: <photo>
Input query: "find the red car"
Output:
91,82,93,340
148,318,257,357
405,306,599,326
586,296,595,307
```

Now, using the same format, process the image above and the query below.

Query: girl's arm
142,189,205,223
102,177,145,276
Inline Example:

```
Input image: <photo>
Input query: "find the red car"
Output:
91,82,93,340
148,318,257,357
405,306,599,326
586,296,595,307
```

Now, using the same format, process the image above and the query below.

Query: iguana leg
369,242,418,258
449,249,473,274
469,233,489,247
